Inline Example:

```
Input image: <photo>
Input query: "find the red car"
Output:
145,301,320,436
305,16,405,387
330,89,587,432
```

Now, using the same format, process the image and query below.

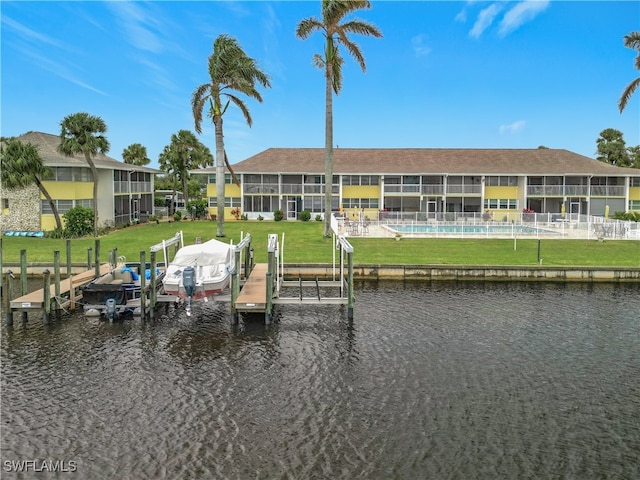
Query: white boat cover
169,238,233,267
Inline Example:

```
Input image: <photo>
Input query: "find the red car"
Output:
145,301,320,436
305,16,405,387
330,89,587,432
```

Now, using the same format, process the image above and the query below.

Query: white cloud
469,3,503,39
498,1,550,38
411,34,432,58
106,2,165,53
469,3,502,38
499,120,527,134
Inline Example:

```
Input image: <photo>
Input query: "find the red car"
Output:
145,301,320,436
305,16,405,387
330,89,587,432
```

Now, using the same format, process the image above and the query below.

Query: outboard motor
182,266,196,316
105,298,117,322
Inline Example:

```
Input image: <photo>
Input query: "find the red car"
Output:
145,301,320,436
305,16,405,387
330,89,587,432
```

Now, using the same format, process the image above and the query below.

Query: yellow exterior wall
484,186,519,199
205,184,242,220
42,181,93,199
629,187,640,201
41,215,65,231
206,207,242,221
487,210,519,222
342,185,380,198
208,184,241,197
340,207,379,221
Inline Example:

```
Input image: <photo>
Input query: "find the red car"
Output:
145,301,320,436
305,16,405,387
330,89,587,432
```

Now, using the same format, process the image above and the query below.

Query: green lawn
1,220,639,267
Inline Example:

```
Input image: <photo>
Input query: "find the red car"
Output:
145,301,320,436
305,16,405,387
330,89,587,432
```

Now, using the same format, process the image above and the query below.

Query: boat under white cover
162,238,233,300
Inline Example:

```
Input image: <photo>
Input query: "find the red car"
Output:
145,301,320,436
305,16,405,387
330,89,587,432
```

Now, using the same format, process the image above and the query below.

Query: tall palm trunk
214,115,225,237
182,172,189,216
34,178,63,230
324,62,334,238
84,152,99,236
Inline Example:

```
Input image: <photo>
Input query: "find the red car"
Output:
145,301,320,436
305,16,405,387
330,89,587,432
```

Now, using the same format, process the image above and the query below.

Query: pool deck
338,222,616,240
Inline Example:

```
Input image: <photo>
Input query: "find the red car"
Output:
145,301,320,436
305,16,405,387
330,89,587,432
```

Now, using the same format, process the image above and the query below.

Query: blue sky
2,1,639,170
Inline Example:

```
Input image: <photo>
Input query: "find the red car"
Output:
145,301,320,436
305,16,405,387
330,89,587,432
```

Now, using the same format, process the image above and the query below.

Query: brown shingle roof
224,148,639,176
15,131,160,173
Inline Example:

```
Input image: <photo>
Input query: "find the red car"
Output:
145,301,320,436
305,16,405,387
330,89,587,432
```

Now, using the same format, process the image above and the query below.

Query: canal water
1,280,639,479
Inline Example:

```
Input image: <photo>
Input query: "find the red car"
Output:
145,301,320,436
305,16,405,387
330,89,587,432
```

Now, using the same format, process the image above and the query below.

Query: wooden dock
9,263,111,311
234,263,269,313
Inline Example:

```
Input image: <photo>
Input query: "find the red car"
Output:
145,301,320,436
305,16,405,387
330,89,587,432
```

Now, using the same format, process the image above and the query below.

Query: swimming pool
386,224,559,235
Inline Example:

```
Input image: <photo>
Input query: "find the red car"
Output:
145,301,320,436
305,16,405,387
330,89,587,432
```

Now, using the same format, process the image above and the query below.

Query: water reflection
1,281,639,479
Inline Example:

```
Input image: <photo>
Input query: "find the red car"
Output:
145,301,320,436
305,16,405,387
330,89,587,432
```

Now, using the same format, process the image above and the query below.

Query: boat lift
232,230,355,323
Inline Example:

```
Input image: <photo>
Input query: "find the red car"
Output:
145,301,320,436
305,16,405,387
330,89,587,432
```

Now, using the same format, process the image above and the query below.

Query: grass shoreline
1,221,639,267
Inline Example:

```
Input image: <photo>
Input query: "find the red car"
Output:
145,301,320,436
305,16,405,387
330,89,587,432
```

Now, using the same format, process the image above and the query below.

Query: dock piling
20,250,28,322
265,271,273,324
43,269,51,323
87,247,92,270
231,248,241,323
149,251,157,319
94,239,101,279
54,250,61,316
4,270,14,325
139,251,146,318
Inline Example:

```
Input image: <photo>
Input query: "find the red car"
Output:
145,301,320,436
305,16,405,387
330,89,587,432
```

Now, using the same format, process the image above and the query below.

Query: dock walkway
234,263,269,313
9,264,111,310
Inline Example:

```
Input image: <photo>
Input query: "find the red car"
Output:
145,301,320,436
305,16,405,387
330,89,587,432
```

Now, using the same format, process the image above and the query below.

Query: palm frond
619,77,640,112
623,31,640,51
191,83,212,134
226,94,252,127
224,150,241,187
296,17,323,39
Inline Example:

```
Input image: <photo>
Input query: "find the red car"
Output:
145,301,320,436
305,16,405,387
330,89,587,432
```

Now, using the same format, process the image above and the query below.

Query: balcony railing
590,185,625,197
526,185,624,197
384,185,421,194
527,185,564,196
421,185,444,195
445,184,482,195
281,184,303,194
564,185,589,196
114,181,151,194
243,183,339,195
244,183,279,194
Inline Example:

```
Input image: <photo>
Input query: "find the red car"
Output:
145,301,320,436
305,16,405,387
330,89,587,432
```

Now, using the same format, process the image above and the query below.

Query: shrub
257,215,264,221
63,206,94,237
186,199,207,219
173,211,182,222
240,213,248,221
230,207,241,220
45,227,66,239
274,210,284,221
612,211,640,222
315,214,322,222
300,210,311,222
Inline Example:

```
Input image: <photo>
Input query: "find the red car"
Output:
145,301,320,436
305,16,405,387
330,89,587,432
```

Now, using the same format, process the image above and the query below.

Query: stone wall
0,184,41,232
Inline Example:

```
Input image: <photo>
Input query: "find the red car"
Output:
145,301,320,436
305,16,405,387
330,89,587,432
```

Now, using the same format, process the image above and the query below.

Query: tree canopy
618,31,640,113
122,143,151,166
191,33,271,237
58,112,109,236
158,130,213,216
296,0,382,237
1,137,63,230
595,128,640,168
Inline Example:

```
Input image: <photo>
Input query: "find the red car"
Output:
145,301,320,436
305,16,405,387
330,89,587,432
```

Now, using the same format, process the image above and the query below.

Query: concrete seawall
3,263,640,282
284,264,640,282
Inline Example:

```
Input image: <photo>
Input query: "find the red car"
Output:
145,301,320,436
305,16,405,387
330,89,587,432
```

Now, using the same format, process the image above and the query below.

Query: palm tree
596,128,629,166
159,130,213,216
122,143,151,166
157,153,179,217
296,0,382,237
1,137,63,231
191,33,271,237
618,31,640,113
58,112,109,236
